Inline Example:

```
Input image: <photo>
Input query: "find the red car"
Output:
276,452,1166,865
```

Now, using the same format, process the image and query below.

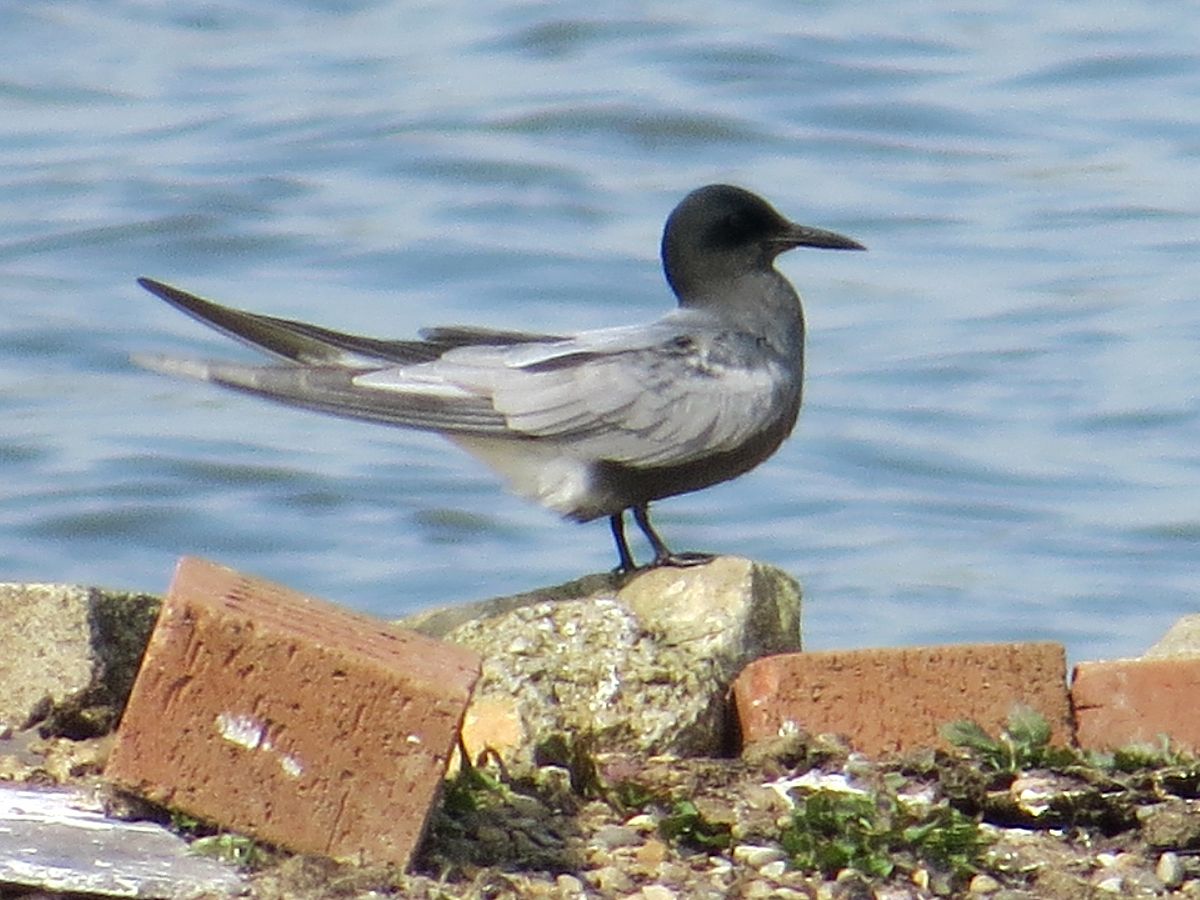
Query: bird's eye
707,212,752,250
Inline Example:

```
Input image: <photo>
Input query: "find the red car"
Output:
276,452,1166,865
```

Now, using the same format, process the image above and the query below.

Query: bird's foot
611,551,714,576
651,550,715,569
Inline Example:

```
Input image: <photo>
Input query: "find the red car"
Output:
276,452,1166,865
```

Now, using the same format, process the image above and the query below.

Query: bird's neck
681,269,805,355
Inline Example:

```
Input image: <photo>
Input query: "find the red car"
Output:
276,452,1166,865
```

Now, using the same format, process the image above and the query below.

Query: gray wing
355,322,794,468
137,278,793,468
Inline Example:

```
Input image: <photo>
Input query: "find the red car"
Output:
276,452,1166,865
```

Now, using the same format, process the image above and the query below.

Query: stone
734,642,1071,756
732,843,788,868
1146,615,1200,658
0,583,159,737
968,873,1001,893
1137,800,1200,849
105,556,480,868
1157,851,1185,888
400,556,801,771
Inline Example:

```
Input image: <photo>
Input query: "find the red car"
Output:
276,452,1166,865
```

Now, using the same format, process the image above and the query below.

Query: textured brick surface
105,557,480,867
1073,657,1200,752
734,642,1071,756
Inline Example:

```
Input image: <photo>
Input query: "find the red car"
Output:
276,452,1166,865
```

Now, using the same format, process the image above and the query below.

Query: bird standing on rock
135,184,865,571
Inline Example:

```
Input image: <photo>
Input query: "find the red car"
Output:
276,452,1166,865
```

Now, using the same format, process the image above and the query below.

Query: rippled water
2,2,1198,663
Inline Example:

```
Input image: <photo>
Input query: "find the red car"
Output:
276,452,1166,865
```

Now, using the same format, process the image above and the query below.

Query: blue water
2,2,1197,665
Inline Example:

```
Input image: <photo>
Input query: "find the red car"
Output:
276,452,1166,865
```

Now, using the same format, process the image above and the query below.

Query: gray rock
0,584,160,736
1138,799,1200,849
1145,614,1200,658
0,784,245,898
1156,851,1184,888
400,556,801,771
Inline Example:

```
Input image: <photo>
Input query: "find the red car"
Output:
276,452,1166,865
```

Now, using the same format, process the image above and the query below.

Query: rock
967,873,1001,894
1157,851,1184,888
399,556,801,771
1146,614,1200,658
732,843,788,868
1138,799,1200,849
0,583,159,737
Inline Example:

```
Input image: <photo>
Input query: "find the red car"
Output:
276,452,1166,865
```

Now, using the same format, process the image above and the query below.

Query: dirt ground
5,722,1200,900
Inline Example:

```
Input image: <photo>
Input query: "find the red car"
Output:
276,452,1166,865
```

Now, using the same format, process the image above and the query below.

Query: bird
135,184,865,572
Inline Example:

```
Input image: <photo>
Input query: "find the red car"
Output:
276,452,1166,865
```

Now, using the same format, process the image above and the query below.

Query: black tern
135,184,864,571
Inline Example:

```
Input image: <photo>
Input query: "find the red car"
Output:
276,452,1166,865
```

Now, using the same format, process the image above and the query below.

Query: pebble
741,882,775,899
732,844,788,868
624,812,658,832
635,886,678,900
1158,851,1184,888
759,860,787,879
968,873,1000,894
555,873,585,897
586,865,633,894
592,824,641,849
1094,875,1124,893
635,838,667,867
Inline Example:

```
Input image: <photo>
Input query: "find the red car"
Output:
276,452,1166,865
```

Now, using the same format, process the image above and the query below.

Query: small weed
534,733,605,799
169,810,203,835
942,705,1077,772
190,831,271,868
780,788,987,880
440,759,504,816
609,779,661,814
659,799,732,851
782,790,895,877
1090,737,1196,773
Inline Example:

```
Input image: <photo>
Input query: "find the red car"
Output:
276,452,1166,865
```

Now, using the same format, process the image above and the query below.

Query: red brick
734,642,1071,757
105,557,480,867
1072,657,1200,752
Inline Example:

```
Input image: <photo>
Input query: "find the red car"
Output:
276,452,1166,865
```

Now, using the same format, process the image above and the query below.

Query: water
2,2,1197,665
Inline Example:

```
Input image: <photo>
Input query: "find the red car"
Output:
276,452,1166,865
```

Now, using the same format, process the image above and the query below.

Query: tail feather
137,277,442,366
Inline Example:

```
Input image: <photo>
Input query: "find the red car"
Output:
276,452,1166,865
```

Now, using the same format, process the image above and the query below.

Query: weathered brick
734,642,1071,756
105,557,480,867
1072,657,1200,752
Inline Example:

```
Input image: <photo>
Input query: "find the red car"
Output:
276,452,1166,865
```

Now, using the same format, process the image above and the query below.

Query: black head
661,184,864,304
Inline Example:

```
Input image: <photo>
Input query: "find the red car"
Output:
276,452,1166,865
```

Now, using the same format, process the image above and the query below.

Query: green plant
659,799,732,851
440,759,504,816
942,705,1076,772
190,832,270,867
1089,737,1196,773
780,788,987,880
782,790,896,877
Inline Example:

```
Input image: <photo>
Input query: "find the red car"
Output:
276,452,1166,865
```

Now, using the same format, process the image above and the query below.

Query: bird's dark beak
776,223,866,252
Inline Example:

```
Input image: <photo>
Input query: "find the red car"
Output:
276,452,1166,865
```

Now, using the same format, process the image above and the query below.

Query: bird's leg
631,504,713,568
610,512,637,574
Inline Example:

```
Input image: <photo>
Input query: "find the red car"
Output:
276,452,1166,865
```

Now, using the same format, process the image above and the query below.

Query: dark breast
576,395,802,521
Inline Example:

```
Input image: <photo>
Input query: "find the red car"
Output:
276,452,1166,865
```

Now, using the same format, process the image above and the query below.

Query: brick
1072,657,1200,752
733,642,1071,757
105,557,480,867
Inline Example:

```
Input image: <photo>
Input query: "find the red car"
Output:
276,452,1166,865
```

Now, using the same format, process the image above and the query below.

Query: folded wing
137,280,793,470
